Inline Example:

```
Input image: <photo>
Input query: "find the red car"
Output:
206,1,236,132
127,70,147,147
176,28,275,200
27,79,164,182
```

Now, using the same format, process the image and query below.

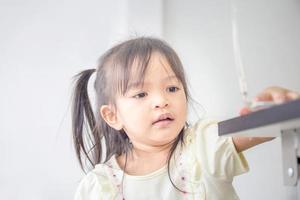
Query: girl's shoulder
183,118,218,144
74,160,120,199
181,118,249,180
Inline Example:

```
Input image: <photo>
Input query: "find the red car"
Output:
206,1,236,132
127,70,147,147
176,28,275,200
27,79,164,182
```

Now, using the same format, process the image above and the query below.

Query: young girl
72,37,299,199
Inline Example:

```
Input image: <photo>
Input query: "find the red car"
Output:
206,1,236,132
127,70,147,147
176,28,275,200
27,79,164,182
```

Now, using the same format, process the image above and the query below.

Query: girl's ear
100,105,123,131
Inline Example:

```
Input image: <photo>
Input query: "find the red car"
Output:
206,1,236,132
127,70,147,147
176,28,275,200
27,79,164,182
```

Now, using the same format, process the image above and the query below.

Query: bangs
113,43,153,96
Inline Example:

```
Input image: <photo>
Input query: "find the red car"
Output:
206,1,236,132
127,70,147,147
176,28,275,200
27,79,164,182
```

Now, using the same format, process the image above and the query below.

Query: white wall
0,0,128,199
0,0,163,199
163,0,300,199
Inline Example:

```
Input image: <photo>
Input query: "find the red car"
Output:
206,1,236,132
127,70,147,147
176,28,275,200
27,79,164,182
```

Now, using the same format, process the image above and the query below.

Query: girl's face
115,53,187,149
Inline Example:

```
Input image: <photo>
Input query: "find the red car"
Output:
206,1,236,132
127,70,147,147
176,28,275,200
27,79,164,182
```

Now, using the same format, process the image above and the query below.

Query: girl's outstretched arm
232,86,300,152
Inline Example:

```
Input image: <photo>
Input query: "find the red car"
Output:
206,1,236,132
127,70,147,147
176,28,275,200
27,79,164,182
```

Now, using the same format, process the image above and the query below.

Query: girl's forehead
118,52,182,95
130,53,175,80
128,66,181,90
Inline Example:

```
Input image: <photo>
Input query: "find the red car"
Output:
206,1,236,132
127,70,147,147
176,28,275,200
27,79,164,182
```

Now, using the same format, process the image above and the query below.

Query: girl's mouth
152,113,174,125
152,115,174,128
153,119,174,128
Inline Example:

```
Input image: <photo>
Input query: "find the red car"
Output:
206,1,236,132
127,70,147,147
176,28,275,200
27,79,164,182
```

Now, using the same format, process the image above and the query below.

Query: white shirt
74,119,249,200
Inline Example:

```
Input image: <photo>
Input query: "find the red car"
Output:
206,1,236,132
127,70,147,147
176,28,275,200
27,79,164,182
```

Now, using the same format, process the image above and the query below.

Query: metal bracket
281,128,300,186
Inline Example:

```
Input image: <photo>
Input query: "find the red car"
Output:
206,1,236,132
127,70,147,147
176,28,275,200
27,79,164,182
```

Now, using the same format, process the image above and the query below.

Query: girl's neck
116,143,172,176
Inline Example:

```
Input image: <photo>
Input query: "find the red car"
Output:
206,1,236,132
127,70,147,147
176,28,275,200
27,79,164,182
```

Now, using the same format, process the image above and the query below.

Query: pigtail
71,69,100,172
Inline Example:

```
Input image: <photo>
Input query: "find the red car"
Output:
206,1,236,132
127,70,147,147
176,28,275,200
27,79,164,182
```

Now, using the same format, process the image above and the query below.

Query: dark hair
71,37,191,193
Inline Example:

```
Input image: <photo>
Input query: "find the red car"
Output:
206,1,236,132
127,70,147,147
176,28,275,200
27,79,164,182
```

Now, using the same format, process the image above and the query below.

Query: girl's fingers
271,92,288,103
239,87,299,116
239,107,251,116
286,91,300,100
255,88,294,103
254,92,273,102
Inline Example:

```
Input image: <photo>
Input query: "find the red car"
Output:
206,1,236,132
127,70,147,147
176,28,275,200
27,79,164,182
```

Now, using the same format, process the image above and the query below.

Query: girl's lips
152,118,174,128
152,113,174,124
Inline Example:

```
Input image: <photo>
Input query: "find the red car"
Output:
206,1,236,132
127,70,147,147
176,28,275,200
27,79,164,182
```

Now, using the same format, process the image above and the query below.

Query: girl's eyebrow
128,75,178,90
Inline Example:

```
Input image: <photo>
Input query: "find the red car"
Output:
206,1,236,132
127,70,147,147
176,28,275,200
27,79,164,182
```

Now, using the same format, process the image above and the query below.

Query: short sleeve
74,171,116,200
188,119,249,181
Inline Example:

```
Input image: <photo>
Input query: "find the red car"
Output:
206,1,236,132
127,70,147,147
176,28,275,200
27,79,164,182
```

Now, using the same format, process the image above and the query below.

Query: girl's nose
153,93,169,109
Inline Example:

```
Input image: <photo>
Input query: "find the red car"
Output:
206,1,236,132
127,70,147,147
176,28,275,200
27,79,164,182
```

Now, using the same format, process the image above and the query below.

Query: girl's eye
133,92,147,99
167,86,180,93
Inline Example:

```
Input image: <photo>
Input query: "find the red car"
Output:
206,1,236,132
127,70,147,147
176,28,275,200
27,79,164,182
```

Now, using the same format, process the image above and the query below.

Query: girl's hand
233,86,300,152
239,86,300,116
